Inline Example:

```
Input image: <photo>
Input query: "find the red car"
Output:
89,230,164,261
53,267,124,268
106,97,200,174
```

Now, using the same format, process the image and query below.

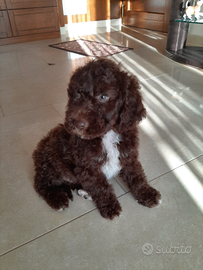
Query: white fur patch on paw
156,198,162,207
57,207,65,212
77,189,92,200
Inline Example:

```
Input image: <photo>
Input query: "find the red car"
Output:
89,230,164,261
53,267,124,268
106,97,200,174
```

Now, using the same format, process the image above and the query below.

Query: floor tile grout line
0,189,130,258
0,207,98,258
51,104,65,120
0,104,63,119
118,27,161,53
0,106,5,117
111,52,184,84
113,176,128,193
114,153,203,190
140,70,180,82
148,153,203,183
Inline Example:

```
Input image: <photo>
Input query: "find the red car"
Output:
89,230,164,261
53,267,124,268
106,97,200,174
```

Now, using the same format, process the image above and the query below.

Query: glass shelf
175,19,203,24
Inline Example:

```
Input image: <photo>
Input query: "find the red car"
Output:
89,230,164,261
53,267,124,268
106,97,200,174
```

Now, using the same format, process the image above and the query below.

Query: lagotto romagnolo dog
33,58,161,220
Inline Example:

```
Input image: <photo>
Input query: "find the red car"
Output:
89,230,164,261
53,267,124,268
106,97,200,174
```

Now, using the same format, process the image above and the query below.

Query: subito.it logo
142,243,154,255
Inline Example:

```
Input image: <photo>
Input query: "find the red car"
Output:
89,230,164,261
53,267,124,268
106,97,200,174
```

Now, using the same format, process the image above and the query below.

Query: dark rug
49,39,133,57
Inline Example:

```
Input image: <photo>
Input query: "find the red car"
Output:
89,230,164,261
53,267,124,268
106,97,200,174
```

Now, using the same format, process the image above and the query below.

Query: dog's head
64,58,146,139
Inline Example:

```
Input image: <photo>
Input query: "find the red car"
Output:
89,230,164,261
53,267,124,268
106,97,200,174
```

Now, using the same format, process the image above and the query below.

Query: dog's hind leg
34,173,74,211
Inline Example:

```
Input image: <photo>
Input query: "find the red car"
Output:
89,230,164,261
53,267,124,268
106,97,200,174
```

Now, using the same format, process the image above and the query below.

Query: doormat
49,39,133,57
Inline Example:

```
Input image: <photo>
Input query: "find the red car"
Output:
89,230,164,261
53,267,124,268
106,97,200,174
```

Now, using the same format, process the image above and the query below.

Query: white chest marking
101,130,121,180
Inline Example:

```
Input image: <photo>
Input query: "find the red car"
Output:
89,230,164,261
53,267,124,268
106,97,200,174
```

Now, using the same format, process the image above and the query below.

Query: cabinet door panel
0,10,12,37
5,0,57,9
0,0,7,10
144,0,166,13
9,7,59,36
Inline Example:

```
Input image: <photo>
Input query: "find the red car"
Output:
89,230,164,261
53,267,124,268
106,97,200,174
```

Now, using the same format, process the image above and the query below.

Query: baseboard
0,31,60,46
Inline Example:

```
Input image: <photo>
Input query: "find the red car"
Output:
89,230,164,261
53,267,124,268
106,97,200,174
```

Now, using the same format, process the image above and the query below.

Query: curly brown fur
33,58,161,220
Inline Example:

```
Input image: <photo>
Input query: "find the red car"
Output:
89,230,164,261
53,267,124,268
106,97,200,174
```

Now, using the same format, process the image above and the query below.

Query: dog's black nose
73,120,88,130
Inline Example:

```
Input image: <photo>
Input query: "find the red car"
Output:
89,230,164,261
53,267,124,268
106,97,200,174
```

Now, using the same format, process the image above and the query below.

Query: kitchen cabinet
0,0,60,45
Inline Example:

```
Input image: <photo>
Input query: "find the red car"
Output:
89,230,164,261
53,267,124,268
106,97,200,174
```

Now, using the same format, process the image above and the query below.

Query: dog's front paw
47,189,71,211
99,199,122,220
136,185,161,208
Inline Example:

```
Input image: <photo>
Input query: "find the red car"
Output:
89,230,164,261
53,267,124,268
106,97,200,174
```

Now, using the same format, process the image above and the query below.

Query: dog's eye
98,94,109,103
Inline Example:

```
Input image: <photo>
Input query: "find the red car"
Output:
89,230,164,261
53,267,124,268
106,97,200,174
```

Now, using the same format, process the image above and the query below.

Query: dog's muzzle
73,119,88,130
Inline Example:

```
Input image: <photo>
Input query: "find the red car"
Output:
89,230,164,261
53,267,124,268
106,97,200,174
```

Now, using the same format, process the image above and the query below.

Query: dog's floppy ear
118,73,146,133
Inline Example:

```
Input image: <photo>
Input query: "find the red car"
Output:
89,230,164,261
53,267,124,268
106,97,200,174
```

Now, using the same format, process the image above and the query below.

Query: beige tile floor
0,25,203,270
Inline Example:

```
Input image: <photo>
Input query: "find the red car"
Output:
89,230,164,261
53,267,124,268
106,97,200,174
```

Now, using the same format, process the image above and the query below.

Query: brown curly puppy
33,58,161,220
